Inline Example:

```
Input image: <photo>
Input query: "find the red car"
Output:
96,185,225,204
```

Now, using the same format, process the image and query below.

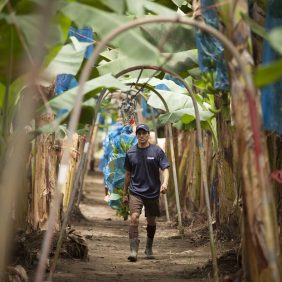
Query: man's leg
145,216,156,259
128,212,140,262
144,197,160,259
128,195,143,262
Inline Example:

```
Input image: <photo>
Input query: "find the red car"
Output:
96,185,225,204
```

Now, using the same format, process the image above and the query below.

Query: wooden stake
150,106,170,222
168,123,182,228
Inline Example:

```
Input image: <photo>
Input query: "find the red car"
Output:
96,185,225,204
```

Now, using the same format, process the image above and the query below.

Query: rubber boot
128,238,140,262
145,237,155,259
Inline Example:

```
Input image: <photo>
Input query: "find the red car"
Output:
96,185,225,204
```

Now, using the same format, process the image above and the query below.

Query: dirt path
52,172,235,282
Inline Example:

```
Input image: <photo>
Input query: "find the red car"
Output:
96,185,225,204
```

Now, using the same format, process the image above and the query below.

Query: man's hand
160,184,167,194
160,168,169,194
123,194,129,204
123,170,131,204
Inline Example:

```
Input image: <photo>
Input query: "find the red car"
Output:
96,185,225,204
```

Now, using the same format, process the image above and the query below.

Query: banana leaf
43,37,92,81
44,73,129,113
0,3,71,83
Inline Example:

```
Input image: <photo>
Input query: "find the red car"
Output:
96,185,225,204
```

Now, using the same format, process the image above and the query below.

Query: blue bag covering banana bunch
100,124,137,220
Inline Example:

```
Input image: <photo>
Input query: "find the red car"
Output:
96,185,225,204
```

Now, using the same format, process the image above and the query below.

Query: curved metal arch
115,65,203,146
95,65,201,146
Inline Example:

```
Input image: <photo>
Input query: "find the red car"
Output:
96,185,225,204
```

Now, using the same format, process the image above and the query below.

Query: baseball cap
136,124,150,134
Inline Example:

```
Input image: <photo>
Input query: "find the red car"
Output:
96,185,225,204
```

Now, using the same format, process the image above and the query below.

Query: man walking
123,124,170,262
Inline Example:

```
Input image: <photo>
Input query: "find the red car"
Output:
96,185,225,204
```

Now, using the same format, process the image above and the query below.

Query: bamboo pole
77,113,101,206
168,123,182,228
150,105,170,222
86,113,101,174
178,134,190,192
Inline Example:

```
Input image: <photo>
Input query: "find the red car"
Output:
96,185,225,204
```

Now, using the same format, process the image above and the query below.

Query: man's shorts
129,193,160,217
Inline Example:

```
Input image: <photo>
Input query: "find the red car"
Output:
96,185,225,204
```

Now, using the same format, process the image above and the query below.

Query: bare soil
48,171,240,282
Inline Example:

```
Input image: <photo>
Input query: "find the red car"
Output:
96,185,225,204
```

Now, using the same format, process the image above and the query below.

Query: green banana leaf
242,14,282,55
62,2,161,65
171,0,187,7
147,88,214,124
254,59,282,87
148,89,192,111
143,0,177,16
43,37,92,81
126,0,145,16
0,0,8,11
77,0,177,16
44,73,129,113
124,77,188,94
268,27,282,55
164,49,198,73
102,0,126,14
98,49,198,76
0,2,71,83
141,23,195,52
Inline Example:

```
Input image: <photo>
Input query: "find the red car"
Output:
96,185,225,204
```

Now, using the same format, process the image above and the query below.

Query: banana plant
0,0,73,169
0,0,71,83
144,76,217,143
39,73,130,132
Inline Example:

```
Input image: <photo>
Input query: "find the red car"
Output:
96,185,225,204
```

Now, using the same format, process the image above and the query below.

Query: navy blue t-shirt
124,144,170,199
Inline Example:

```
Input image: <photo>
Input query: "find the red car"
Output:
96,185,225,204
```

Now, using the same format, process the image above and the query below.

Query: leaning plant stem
0,0,55,280
0,4,54,282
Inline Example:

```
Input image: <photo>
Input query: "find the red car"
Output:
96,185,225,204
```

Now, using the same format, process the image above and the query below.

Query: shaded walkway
53,171,219,282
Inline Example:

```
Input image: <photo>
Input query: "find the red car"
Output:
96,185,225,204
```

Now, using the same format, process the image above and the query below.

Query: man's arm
160,168,169,194
123,170,131,203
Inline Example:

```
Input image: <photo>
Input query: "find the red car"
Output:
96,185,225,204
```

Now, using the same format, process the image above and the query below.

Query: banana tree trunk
200,132,212,211
178,131,190,195
62,133,79,211
15,144,33,230
214,93,238,226
218,0,281,280
74,135,86,208
32,113,57,230
182,131,201,217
